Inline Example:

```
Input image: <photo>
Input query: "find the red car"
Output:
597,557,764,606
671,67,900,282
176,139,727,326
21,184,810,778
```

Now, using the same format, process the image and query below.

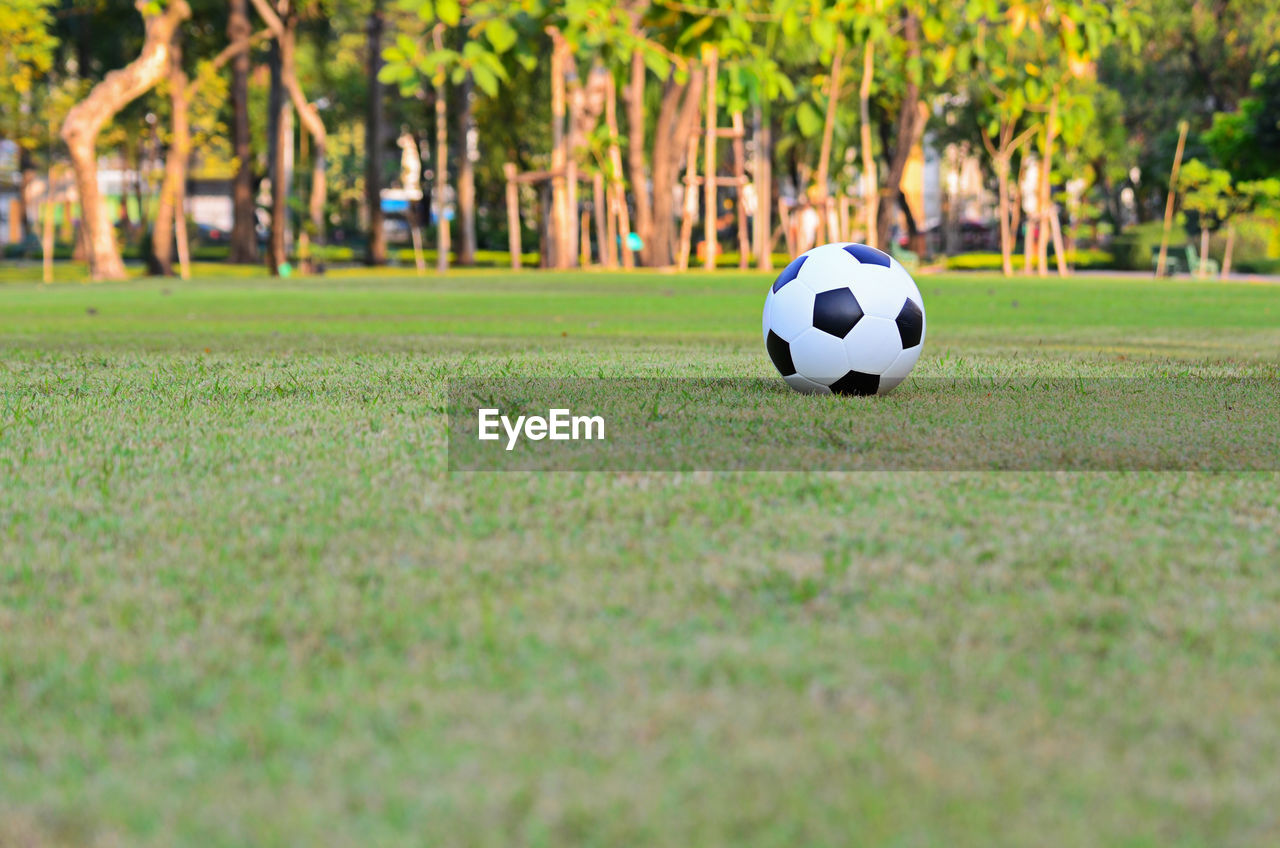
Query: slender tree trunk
859,38,877,249
1037,88,1058,276
267,37,288,273
151,39,189,276
228,0,258,263
548,28,569,268
364,0,387,265
875,13,922,249
1155,121,1189,277
814,35,845,245
433,25,450,273
565,51,583,267
997,155,1013,276
754,101,773,269
59,0,191,280
703,48,718,271
650,68,704,267
456,71,477,265
604,72,634,268
627,49,653,265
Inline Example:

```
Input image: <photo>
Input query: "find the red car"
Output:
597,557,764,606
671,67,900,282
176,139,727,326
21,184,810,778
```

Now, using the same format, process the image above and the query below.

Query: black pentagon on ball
812,288,864,338
765,330,796,376
842,243,891,267
895,298,924,348
771,254,808,292
830,370,880,397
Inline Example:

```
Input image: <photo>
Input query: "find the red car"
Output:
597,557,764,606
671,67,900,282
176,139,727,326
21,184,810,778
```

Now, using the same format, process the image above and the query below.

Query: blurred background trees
1,0,1277,279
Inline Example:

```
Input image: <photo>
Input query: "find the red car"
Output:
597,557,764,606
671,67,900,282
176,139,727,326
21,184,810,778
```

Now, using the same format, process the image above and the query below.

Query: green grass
2,267,1280,846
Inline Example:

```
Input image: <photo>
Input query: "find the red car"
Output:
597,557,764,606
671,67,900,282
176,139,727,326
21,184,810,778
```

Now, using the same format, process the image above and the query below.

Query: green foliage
1203,62,1280,182
1179,158,1239,232
0,0,57,145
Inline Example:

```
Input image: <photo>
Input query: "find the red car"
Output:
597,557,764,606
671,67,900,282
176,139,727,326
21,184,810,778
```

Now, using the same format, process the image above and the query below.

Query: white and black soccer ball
762,242,926,396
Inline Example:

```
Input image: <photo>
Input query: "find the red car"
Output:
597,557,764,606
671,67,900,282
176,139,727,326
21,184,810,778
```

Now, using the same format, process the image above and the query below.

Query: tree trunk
433,26,450,273
875,13,922,250
251,0,326,273
604,72,634,268
548,28,569,268
565,51,583,267
267,37,288,273
650,68,704,267
60,0,191,281
815,35,845,245
997,155,1012,276
228,0,258,263
151,39,189,276
754,101,773,269
1037,88,1059,276
364,0,386,265
456,71,477,265
703,48,718,271
626,49,653,265
859,39,877,249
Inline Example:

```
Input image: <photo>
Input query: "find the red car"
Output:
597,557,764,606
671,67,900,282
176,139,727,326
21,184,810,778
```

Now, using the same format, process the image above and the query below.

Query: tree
0,0,58,244
249,0,329,274
228,0,258,263
381,0,517,269
1178,158,1231,278
151,15,267,276
365,0,387,265
60,0,192,281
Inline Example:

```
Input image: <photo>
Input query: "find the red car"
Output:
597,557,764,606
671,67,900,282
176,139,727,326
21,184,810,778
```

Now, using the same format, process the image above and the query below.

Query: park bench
1150,244,1220,277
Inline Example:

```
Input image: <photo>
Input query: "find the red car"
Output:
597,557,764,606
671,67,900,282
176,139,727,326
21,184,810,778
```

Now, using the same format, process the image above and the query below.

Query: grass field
3,268,1280,846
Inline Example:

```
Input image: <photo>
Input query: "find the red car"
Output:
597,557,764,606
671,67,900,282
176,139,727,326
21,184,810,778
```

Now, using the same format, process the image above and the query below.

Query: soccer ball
762,242,926,396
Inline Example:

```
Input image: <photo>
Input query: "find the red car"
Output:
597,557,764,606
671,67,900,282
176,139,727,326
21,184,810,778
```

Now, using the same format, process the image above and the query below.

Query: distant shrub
1110,221,1177,270
1235,257,1280,275
944,249,1113,271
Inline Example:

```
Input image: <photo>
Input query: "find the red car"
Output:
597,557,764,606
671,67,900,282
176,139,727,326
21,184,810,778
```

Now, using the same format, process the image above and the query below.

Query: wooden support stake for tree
41,173,55,284
406,196,426,275
175,193,191,280
703,47,719,271
593,171,611,267
566,57,585,267
677,133,700,271
859,38,877,249
504,162,522,269
547,28,570,269
579,209,591,267
1049,209,1067,277
753,103,773,270
731,111,750,268
604,76,633,268
815,34,845,245
1156,120,1189,278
